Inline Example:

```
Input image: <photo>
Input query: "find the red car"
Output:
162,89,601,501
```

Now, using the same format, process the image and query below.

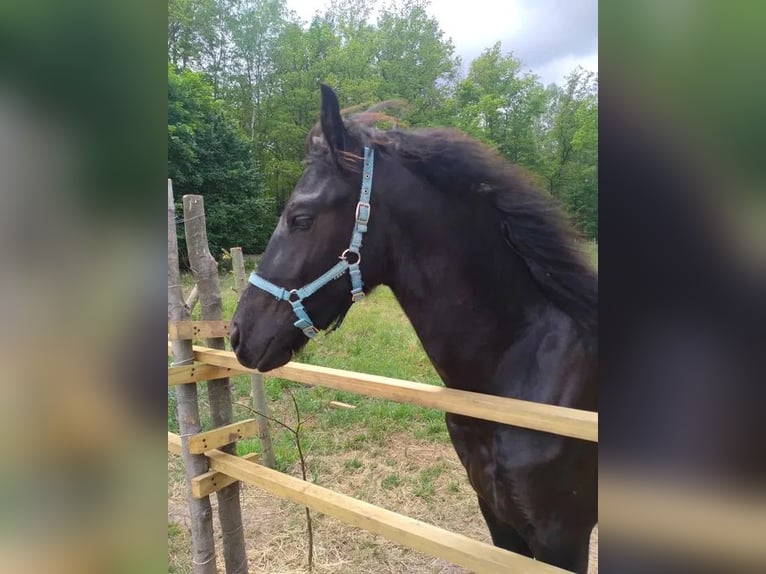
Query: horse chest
445,414,566,516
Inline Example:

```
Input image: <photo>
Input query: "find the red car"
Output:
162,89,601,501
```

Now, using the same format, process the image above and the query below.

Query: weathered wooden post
183,195,248,574
167,180,217,574
231,247,276,469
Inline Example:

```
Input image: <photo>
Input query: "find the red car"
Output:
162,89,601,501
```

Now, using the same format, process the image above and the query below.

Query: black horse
231,85,597,572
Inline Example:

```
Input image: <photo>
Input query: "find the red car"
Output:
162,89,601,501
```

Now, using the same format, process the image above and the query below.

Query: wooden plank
168,363,243,385
230,246,247,296
170,431,261,496
201,443,571,574
329,401,356,409
191,452,260,499
168,431,182,455
188,419,259,454
191,345,598,442
168,320,231,340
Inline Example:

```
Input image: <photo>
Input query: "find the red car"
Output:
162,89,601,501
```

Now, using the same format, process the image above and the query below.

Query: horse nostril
230,322,240,351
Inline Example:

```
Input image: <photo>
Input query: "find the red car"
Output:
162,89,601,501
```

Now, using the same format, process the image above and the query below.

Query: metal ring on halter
339,249,361,265
288,289,302,303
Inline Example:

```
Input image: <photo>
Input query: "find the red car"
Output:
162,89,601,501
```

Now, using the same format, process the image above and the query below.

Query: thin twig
287,389,313,572
230,392,328,572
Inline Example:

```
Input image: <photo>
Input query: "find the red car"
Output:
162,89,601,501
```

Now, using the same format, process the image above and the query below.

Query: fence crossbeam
169,343,597,442
168,432,572,574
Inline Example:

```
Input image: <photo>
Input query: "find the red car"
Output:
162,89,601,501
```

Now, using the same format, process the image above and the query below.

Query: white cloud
530,50,599,87
284,0,598,86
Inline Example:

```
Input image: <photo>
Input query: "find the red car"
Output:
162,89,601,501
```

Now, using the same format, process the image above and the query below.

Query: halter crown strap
248,147,375,338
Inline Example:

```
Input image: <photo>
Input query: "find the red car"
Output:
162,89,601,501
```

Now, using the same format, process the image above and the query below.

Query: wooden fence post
230,247,247,299
168,180,217,574
231,247,276,469
183,195,248,574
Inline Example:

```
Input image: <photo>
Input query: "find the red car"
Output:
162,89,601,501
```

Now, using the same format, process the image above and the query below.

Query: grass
583,240,599,269
344,457,363,471
167,523,191,574
381,473,401,490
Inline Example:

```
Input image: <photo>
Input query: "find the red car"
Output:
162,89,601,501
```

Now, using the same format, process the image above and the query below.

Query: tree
168,64,275,261
375,0,460,125
539,68,598,238
227,0,289,142
166,0,597,245
168,0,201,68
453,43,548,172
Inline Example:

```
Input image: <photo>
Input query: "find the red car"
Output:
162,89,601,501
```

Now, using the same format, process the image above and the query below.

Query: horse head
231,85,390,370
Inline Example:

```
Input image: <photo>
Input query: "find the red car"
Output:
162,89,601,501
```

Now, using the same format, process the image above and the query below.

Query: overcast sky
285,0,597,86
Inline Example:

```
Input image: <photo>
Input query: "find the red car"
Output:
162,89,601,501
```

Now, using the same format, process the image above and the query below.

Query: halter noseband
248,147,374,338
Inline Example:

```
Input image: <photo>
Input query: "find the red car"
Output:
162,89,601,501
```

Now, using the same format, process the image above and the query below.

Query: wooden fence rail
168,322,596,574
167,342,598,442
168,431,571,574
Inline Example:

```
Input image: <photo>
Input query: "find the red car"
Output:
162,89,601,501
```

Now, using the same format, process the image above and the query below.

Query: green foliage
168,64,276,261
374,0,460,125
168,0,598,245
539,68,598,238
454,43,548,170
453,47,598,238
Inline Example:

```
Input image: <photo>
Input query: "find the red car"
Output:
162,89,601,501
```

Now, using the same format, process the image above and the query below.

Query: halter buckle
351,289,365,303
355,201,371,225
302,325,319,338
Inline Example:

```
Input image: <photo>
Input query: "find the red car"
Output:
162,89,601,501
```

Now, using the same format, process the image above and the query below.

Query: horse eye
291,215,314,231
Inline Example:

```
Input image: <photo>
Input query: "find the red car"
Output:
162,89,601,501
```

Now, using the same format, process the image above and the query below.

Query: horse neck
382,188,569,393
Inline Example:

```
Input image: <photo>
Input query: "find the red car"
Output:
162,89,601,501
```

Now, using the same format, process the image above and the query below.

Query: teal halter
248,147,374,338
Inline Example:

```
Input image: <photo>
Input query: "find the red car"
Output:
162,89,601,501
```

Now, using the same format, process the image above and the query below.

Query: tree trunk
183,195,248,574
168,181,217,574
231,247,276,469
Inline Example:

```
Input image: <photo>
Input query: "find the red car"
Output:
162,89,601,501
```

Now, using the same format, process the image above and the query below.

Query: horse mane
308,106,598,334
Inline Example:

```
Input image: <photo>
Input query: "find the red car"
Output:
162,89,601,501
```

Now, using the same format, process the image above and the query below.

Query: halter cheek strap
248,147,375,338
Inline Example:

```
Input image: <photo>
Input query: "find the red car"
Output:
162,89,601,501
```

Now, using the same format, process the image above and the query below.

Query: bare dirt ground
168,432,597,573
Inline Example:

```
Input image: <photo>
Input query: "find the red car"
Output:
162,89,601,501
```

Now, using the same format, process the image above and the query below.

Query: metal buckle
302,324,319,338
351,290,365,303
355,201,371,225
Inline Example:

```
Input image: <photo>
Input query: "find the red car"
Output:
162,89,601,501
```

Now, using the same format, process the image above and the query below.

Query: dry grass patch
168,430,598,573
169,429,485,573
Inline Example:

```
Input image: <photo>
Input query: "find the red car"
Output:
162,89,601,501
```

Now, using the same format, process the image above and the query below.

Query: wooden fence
168,182,597,573
167,321,597,574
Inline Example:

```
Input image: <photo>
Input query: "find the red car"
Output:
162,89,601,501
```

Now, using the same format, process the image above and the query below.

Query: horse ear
319,84,347,154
